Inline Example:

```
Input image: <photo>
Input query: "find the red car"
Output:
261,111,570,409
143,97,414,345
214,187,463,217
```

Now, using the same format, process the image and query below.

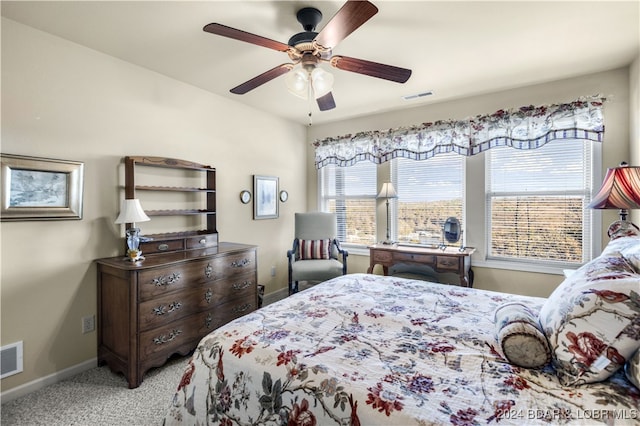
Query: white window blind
486,139,593,266
319,162,377,246
391,154,464,245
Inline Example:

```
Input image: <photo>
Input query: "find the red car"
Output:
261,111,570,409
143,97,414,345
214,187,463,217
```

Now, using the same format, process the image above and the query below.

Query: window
318,162,377,246
391,154,464,245
486,139,594,266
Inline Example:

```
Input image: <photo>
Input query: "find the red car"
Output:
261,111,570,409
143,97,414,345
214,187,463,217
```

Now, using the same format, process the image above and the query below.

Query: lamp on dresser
377,182,397,245
115,198,150,261
588,162,640,238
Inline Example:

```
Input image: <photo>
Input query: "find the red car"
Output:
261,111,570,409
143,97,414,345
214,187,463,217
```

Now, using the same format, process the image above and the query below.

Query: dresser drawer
138,275,256,331
394,252,436,265
139,311,214,359
206,251,257,281
141,239,185,254
214,295,256,328
139,298,256,360
436,256,461,271
186,233,219,250
138,259,216,301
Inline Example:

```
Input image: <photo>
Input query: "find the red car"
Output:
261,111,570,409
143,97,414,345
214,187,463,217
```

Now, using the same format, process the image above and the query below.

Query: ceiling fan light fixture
285,68,310,99
311,67,334,99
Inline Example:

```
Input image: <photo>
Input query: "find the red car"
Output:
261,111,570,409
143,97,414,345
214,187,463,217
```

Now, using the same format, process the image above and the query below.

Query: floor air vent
1,341,23,378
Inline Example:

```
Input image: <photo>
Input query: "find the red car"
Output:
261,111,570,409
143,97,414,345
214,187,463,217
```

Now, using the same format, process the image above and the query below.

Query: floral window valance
314,96,605,169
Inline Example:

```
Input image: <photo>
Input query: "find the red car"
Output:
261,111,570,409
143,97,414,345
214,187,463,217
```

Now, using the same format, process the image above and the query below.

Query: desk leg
367,262,389,275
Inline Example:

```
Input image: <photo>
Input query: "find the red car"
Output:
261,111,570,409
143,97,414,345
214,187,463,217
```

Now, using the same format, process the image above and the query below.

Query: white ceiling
2,1,639,125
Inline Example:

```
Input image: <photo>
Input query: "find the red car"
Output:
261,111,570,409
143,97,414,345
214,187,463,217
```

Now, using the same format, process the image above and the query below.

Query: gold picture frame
1,154,84,221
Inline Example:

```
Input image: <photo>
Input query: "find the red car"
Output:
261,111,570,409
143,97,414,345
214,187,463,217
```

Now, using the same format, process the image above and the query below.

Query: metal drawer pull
206,313,213,328
153,329,182,345
205,263,213,278
153,302,182,316
199,238,206,245
233,281,251,290
233,303,252,314
151,272,181,287
205,288,212,303
158,243,170,251
231,258,252,268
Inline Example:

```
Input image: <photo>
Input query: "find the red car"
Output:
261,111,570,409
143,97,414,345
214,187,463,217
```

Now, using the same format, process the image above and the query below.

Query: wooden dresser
97,243,257,388
98,156,258,388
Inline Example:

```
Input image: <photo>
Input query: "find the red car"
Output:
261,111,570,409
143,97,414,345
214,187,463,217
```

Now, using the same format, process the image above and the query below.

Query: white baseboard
1,357,97,404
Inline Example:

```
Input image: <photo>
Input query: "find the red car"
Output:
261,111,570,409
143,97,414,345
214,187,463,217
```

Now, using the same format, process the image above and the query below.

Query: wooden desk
367,244,476,287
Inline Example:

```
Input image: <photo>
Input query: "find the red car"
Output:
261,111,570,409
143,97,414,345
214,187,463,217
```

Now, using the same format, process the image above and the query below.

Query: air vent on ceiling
402,91,433,101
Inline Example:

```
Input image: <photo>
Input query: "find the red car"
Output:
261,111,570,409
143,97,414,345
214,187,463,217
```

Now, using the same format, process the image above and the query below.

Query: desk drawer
436,256,461,271
372,250,393,262
394,252,436,265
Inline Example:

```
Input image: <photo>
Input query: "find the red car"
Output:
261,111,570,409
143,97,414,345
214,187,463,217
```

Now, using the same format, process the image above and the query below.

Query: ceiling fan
203,0,412,111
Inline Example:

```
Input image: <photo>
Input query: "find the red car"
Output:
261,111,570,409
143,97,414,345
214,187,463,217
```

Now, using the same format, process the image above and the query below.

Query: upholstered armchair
287,212,348,294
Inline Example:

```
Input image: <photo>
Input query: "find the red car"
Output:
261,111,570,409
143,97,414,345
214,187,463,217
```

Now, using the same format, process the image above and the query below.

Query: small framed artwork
253,175,279,219
1,154,84,221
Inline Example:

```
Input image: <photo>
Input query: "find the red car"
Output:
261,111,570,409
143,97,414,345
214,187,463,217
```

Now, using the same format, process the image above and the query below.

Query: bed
164,237,640,425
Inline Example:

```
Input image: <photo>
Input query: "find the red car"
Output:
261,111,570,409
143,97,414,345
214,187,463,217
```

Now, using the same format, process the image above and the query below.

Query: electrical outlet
271,266,276,277
82,315,95,334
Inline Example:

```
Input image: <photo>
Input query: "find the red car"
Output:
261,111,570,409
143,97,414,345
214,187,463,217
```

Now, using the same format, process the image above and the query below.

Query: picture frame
253,175,279,219
1,154,84,221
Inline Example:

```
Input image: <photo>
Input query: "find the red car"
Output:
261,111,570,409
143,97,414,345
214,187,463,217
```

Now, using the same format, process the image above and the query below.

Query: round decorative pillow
494,302,551,369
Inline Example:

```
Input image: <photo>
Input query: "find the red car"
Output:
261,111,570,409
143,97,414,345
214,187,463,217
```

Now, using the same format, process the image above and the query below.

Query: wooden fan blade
316,92,336,111
203,23,291,52
230,64,293,94
330,55,411,83
314,0,378,50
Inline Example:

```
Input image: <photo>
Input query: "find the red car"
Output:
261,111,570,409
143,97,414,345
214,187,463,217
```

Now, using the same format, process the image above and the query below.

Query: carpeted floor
1,355,189,425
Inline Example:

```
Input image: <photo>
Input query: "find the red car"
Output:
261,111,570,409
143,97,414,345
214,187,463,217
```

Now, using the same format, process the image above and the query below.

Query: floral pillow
626,348,640,390
494,302,550,368
298,239,332,260
538,249,640,386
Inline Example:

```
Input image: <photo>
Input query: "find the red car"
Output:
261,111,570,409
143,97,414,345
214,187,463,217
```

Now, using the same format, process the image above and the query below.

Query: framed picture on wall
1,154,84,221
253,175,278,220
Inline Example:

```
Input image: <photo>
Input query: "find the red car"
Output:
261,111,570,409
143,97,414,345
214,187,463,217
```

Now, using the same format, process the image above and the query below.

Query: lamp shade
377,182,398,199
311,67,334,98
115,199,150,224
285,69,309,100
588,164,640,210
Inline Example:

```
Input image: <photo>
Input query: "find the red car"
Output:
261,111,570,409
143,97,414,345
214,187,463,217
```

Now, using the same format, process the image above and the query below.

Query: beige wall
307,67,632,298
0,18,306,392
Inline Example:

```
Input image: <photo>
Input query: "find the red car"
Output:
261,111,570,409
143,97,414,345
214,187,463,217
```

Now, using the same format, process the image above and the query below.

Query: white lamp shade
285,69,309,100
311,67,334,98
115,199,150,224
377,182,398,199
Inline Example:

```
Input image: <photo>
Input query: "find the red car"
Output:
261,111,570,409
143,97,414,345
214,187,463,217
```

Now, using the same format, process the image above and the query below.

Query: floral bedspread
164,274,639,425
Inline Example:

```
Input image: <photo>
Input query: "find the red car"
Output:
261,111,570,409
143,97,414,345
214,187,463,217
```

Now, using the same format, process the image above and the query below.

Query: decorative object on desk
115,199,150,262
0,153,84,221
279,190,289,203
239,190,251,204
377,182,397,244
588,162,640,238
253,175,279,219
440,216,466,251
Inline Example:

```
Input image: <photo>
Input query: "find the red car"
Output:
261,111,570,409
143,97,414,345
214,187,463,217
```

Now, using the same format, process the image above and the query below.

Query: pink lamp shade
588,163,640,238
588,165,640,210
